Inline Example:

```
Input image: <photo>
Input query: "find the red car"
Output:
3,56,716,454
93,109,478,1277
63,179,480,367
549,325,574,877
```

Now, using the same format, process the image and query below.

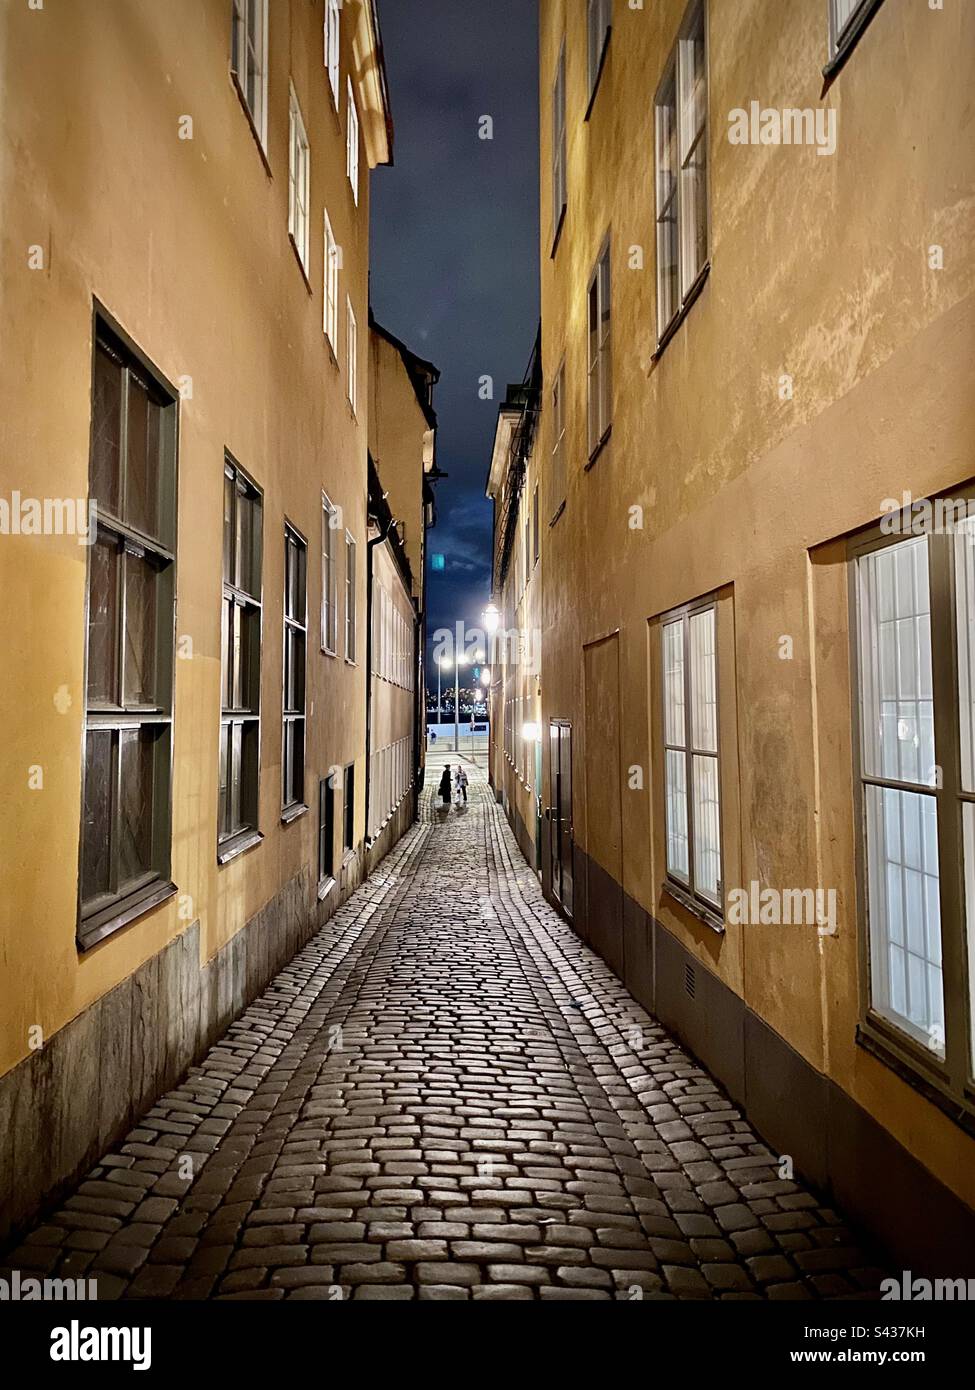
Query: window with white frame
220,458,262,854
587,0,612,104
321,493,339,653
288,85,311,274
852,509,975,1105
347,78,360,204
347,298,358,413
325,0,340,106
323,211,340,351
654,0,708,344
345,531,357,662
551,357,566,517
552,39,567,245
662,600,721,915
829,0,882,58
587,240,612,457
231,0,269,147
282,525,307,814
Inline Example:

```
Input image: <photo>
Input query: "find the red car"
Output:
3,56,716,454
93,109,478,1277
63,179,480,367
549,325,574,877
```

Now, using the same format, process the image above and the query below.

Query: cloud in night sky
369,0,540,666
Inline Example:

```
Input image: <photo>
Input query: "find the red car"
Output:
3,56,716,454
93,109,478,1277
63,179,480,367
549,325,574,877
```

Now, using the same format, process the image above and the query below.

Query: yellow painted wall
538,0,975,1207
0,0,383,1078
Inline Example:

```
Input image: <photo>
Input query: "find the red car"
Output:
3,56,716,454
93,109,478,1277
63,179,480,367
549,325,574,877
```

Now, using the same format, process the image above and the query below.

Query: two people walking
438,764,469,808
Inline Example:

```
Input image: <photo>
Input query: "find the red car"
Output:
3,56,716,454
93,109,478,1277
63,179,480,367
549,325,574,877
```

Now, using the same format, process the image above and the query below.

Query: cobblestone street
2,757,888,1301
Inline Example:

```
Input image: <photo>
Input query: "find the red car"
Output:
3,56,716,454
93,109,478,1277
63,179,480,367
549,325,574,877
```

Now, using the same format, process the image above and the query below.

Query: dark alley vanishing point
0,758,887,1301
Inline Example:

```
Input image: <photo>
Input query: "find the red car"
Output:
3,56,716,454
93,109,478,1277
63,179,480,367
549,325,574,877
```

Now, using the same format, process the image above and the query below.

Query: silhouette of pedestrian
456,767,469,805
438,766,451,807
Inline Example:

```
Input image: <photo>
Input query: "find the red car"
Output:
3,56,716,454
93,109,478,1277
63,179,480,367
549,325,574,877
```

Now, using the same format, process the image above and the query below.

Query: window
829,0,883,60
552,39,567,247
231,0,269,147
587,240,612,458
288,85,311,275
345,531,357,662
319,774,335,886
324,0,340,107
323,211,340,351
220,458,262,856
81,321,177,946
532,485,540,567
347,298,358,413
587,0,612,105
852,510,975,1108
662,601,721,917
282,525,307,814
551,357,566,517
654,1,708,344
321,493,339,653
347,78,360,204
343,762,355,853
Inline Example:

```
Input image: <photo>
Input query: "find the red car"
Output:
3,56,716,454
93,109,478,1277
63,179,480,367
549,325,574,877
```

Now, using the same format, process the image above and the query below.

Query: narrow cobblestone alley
1,758,889,1301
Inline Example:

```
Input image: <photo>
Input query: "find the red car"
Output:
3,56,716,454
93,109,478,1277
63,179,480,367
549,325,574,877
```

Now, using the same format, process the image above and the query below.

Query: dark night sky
370,0,540,682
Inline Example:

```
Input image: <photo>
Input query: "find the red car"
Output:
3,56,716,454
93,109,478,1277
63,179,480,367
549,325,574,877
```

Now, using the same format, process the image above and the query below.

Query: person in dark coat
438,766,452,806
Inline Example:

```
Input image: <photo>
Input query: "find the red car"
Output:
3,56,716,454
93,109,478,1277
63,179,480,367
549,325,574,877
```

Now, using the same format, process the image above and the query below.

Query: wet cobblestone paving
2,758,890,1300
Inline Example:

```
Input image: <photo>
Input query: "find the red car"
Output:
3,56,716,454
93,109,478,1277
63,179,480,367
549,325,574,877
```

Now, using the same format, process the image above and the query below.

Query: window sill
317,874,337,903
289,235,313,293
77,878,178,953
217,828,264,865
324,336,339,372
322,644,338,658
585,425,612,471
341,848,357,869
345,657,358,668
822,0,886,86
583,29,612,123
662,879,725,936
230,72,272,178
856,1022,975,1139
549,499,566,528
281,802,309,826
651,262,710,365
550,205,567,259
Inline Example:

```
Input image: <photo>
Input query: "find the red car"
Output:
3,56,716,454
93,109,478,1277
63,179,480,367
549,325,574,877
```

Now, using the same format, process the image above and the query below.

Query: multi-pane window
231,0,269,147
321,493,339,653
853,514,975,1101
587,0,612,103
552,39,567,244
220,459,262,853
347,78,360,204
551,357,566,516
345,531,357,662
369,736,413,837
288,85,311,274
282,525,307,813
324,0,340,106
532,485,540,567
319,773,335,886
662,602,721,915
323,211,340,351
347,298,358,413
343,762,356,852
654,1,708,343
81,323,177,945
587,241,612,457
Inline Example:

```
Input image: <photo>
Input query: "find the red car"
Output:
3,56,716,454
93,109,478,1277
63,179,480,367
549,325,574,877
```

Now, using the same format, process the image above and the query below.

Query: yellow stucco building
0,0,406,1242
530,0,975,1272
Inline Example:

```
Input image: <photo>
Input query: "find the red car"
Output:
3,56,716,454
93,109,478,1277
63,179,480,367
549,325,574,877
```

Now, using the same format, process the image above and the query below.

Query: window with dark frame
662,600,722,918
587,0,612,106
587,240,612,458
231,0,269,149
552,38,567,247
532,485,540,567
282,524,307,814
319,773,336,885
343,761,355,853
851,503,975,1117
654,0,708,346
551,357,566,518
81,320,178,947
219,458,262,855
829,0,884,62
